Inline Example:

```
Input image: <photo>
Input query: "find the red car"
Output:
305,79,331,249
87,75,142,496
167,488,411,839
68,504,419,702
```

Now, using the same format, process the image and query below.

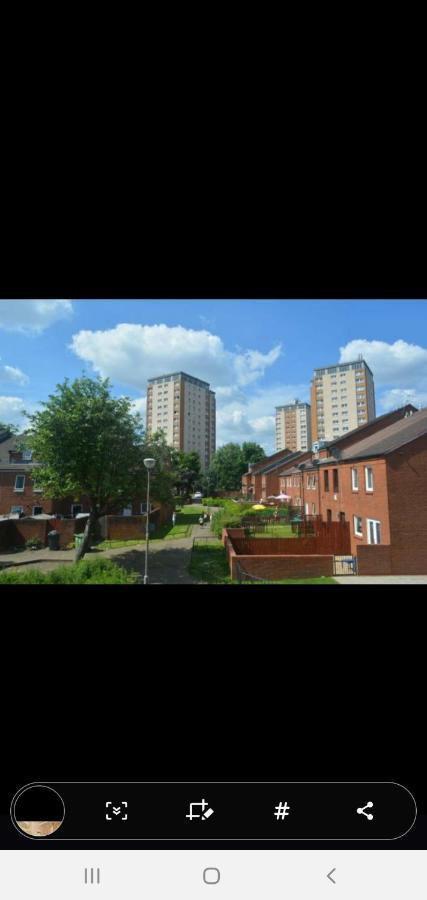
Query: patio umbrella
275,493,291,500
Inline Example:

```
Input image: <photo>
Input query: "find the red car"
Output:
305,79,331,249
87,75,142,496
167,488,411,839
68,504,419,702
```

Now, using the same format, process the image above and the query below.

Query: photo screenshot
0,780,425,897
0,298,426,586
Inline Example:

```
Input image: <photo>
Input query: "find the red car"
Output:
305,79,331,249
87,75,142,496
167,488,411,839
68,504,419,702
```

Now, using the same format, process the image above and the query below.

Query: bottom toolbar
0,850,425,899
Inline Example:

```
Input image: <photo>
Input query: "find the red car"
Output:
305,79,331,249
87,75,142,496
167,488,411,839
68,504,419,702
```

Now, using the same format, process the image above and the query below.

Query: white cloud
339,338,427,388
339,337,427,413
0,364,29,386
130,396,146,419
380,388,427,412
0,396,29,428
216,383,310,452
0,300,73,333
69,323,282,391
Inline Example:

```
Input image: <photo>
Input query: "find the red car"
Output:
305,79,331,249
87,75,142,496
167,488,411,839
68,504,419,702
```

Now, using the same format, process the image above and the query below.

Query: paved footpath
334,575,427,585
0,511,220,584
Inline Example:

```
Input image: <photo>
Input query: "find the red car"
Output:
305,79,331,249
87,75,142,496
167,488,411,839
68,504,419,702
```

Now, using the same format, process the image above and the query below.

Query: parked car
192,492,203,501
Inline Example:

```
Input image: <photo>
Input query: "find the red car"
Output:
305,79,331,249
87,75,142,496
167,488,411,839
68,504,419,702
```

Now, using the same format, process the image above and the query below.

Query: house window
339,511,346,523
324,470,329,491
365,466,374,492
367,519,381,544
32,506,43,516
326,509,332,522
351,467,359,491
22,449,33,461
14,475,25,492
71,504,82,517
10,506,23,515
332,469,339,492
312,503,316,515
307,475,316,490
354,515,363,537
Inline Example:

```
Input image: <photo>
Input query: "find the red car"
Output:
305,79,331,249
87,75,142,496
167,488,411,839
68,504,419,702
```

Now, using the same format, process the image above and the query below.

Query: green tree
0,420,19,435
25,375,174,561
209,443,245,491
241,442,266,467
170,450,201,497
208,441,266,492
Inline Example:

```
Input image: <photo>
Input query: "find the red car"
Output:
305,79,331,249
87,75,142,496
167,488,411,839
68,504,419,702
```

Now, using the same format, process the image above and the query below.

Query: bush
25,538,44,550
0,557,139,585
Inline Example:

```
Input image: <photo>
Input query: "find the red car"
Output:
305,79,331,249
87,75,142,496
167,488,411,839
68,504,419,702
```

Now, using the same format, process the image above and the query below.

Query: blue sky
1,300,426,453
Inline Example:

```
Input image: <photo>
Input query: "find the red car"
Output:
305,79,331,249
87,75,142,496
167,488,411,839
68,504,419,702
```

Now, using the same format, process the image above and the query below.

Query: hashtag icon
274,802,290,820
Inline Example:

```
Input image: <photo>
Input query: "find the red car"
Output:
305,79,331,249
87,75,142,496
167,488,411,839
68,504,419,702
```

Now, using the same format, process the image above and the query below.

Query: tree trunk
74,511,98,563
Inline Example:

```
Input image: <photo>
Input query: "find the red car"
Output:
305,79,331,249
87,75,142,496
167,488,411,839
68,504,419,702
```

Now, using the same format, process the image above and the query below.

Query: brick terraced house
0,434,172,527
242,449,305,501
278,405,427,574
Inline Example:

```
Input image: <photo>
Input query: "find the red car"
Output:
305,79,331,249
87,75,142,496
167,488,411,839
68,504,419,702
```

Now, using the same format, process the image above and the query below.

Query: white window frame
14,475,25,492
10,506,24,515
351,467,359,491
353,515,363,537
367,518,381,544
22,449,33,461
365,466,374,492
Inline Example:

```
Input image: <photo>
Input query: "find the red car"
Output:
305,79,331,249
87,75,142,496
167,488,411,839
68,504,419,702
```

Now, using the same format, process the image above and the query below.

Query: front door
367,519,381,544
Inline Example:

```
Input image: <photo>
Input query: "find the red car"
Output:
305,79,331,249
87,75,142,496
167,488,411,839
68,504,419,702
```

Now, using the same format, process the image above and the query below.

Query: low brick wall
234,554,334,581
100,515,147,541
0,516,86,550
223,528,333,580
0,520,13,550
357,545,392,575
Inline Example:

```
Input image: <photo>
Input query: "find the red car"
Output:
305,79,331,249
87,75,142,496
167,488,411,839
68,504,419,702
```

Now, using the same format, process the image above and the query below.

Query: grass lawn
189,541,232,583
96,507,200,549
252,524,296,538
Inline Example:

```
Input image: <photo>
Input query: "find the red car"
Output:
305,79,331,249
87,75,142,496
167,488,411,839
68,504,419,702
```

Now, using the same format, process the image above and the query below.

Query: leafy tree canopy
25,375,175,558
241,442,266,466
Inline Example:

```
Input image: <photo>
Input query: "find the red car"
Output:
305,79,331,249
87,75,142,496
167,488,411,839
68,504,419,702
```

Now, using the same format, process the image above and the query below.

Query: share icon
357,801,374,821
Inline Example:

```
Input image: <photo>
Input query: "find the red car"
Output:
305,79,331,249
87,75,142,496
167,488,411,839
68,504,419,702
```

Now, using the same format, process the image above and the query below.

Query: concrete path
0,513,220,584
334,575,427,585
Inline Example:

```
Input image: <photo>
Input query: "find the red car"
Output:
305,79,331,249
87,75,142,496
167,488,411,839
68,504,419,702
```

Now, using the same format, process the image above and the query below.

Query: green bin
75,533,85,549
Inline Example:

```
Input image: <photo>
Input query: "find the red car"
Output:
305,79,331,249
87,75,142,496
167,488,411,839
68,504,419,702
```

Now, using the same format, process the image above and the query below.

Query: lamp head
144,458,156,470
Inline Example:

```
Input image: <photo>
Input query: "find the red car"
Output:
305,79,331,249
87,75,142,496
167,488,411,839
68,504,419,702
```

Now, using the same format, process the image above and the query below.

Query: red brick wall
223,527,340,579
357,545,392,575
100,516,147,541
386,436,427,573
316,457,391,555
0,516,86,550
233,554,334,581
0,520,13,550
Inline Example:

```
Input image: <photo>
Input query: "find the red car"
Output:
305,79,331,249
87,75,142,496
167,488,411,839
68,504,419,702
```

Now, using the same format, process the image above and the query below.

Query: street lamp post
143,458,155,585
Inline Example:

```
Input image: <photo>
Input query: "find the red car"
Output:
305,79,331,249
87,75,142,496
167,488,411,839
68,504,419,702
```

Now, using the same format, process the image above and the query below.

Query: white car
192,492,203,501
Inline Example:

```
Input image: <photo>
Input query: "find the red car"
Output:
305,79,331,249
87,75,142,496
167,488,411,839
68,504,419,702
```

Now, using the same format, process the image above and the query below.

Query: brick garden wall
223,527,335,580
0,517,86,551
234,554,334,580
356,545,392,575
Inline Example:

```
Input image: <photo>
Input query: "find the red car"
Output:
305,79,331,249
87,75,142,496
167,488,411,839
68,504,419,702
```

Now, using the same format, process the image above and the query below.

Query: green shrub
25,537,44,550
0,557,139,585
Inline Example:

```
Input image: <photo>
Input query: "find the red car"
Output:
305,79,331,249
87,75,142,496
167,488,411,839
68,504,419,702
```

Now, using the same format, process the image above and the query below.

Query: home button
203,868,220,885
